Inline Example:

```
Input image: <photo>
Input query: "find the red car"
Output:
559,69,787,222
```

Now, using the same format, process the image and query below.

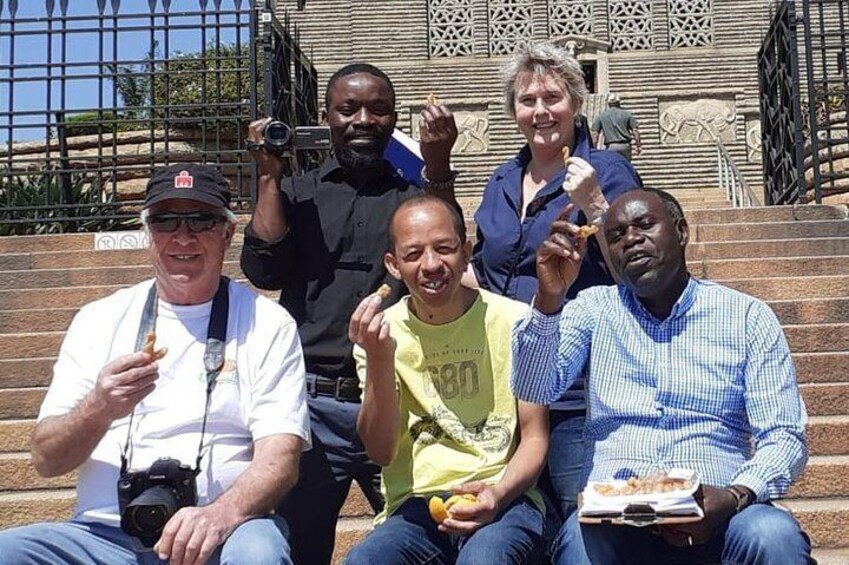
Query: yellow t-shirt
354,289,543,523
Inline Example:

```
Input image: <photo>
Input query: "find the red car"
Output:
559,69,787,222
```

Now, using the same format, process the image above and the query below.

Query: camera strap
120,277,230,476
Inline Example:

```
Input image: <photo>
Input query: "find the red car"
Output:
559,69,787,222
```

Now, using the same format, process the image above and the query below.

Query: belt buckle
306,375,318,398
334,378,347,401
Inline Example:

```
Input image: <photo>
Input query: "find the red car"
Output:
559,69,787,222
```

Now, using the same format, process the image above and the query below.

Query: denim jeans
545,411,586,520
344,495,545,565
554,503,813,565
277,391,383,565
0,514,292,565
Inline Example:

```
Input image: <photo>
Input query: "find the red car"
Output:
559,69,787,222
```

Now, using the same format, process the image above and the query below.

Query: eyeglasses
145,212,227,233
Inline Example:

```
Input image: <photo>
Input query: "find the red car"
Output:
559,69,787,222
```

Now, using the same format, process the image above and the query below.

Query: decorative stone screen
549,1,593,37
488,0,534,56
428,0,476,57
608,0,654,51
668,0,714,48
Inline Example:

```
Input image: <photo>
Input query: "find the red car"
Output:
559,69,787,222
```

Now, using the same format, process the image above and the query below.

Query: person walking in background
591,93,642,161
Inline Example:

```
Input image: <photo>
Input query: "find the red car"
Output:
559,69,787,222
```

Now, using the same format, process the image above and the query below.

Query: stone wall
277,0,773,204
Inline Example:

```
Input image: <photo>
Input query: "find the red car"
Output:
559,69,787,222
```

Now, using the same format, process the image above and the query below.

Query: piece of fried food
426,93,439,106
376,283,392,300
141,330,168,361
428,493,478,523
561,145,571,163
575,224,600,239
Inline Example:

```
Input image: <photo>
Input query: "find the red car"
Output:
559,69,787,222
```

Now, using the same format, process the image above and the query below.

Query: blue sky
1,0,246,141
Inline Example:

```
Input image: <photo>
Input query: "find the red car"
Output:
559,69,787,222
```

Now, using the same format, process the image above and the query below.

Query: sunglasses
146,212,227,233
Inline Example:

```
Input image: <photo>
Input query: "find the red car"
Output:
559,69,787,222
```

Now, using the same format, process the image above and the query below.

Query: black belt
306,374,361,402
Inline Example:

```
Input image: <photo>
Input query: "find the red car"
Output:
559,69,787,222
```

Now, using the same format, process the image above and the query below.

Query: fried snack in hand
426,93,439,106
376,283,392,300
428,493,478,524
561,145,571,163
575,224,600,239
141,330,168,361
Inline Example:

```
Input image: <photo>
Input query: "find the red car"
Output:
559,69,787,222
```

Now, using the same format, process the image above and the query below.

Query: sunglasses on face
146,212,227,233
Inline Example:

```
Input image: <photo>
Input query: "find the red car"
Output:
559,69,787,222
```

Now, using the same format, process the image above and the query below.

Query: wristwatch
725,485,754,514
420,168,458,192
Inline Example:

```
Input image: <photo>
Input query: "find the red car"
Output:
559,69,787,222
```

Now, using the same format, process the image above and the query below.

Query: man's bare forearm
249,175,289,242
31,391,112,477
491,402,549,508
357,354,400,466
208,434,302,522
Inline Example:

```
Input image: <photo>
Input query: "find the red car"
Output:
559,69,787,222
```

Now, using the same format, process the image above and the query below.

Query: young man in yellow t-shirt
345,195,548,564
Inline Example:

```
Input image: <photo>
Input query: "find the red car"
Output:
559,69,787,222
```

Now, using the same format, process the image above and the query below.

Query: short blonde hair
502,41,588,118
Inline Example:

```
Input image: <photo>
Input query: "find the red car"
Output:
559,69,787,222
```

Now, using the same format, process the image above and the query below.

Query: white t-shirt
38,278,311,527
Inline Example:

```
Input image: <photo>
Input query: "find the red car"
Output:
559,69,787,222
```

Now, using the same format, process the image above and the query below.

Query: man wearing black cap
241,63,459,564
0,163,311,565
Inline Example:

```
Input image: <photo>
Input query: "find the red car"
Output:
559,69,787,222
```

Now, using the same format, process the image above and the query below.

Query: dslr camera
260,121,331,155
117,457,198,547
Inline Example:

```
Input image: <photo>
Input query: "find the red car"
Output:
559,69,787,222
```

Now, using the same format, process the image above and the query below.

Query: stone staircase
1,188,848,563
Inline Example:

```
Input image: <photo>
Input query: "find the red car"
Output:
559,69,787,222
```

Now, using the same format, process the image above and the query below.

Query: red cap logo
174,171,194,189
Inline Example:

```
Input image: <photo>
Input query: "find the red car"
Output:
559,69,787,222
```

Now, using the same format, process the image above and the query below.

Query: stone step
796,352,849,384
0,358,53,389
0,248,244,271
696,256,849,280
0,388,45,420
783,498,849,548
0,452,74,491
691,220,849,243
0,333,63,361
812,548,849,565
691,238,849,260
807,415,849,456
801,383,849,417
0,309,77,334
0,285,120,311
0,262,245,291
686,205,847,225
768,297,849,325
787,455,849,499
0,490,76,528
718,275,849,301
785,324,849,353
0,420,34,453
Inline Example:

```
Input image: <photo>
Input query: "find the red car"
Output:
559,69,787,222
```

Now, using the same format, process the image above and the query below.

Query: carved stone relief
428,0,475,57
488,0,534,56
746,118,762,162
608,0,653,51
549,1,593,38
412,105,490,154
658,98,737,144
668,0,713,48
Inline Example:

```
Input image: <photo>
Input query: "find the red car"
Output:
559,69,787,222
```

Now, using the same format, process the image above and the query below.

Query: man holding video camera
0,163,311,565
241,62,458,564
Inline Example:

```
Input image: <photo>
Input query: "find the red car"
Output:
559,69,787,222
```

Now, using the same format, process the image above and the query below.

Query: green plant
0,168,140,235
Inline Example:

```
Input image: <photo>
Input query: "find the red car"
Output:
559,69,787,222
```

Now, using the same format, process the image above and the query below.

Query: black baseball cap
144,163,231,209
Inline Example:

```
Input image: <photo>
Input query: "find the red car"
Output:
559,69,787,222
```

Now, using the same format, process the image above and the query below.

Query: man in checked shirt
512,187,813,564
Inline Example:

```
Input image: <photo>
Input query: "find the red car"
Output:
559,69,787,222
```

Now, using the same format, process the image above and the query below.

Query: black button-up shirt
240,157,421,378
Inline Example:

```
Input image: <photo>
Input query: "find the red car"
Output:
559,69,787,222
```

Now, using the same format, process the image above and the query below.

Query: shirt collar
319,155,398,184
620,275,698,322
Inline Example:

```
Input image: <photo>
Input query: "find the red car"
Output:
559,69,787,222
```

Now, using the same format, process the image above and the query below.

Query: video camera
117,457,198,547
261,121,332,155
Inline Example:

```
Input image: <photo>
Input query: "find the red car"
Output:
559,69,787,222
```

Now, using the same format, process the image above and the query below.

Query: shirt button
356,290,364,297
358,256,365,263
357,221,365,227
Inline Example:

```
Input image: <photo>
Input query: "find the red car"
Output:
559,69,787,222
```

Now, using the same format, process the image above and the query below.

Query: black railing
758,0,807,205
801,0,849,204
0,0,318,234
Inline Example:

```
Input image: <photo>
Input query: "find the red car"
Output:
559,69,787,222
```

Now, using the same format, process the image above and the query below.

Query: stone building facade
277,0,773,209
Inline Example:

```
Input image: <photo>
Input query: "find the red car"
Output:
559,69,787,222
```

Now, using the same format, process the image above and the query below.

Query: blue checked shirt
512,277,808,502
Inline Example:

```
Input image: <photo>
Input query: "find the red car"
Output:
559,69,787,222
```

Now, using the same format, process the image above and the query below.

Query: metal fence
758,0,807,205
759,0,849,205
0,0,319,234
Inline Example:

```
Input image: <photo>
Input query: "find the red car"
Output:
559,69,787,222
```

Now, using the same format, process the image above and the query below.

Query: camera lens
263,121,292,155
122,485,181,539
